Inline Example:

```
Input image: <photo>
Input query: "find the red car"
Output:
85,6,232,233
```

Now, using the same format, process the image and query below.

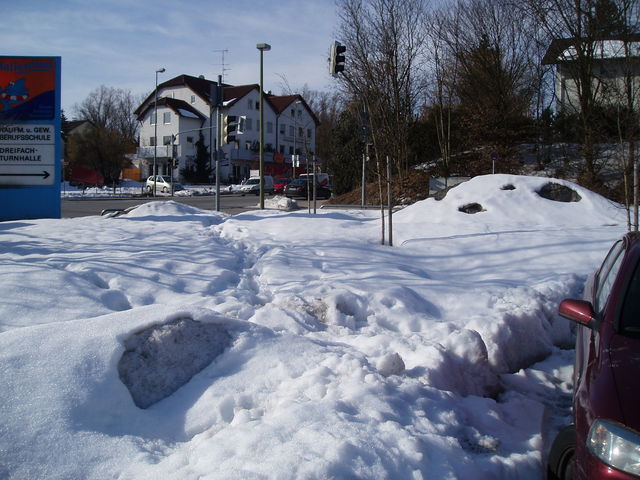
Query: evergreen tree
327,108,364,195
454,34,533,173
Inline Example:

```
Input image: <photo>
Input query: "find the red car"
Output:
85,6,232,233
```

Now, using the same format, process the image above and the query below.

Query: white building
134,74,319,183
542,35,640,113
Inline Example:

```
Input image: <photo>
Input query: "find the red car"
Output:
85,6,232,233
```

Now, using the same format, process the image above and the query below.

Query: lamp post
256,43,271,209
292,99,301,179
153,67,165,197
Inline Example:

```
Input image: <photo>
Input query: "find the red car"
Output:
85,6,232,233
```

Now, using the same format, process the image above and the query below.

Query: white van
240,176,274,195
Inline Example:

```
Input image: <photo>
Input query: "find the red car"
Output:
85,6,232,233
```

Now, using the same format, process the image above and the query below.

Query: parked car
284,178,332,200
548,232,640,480
146,175,183,194
273,178,291,194
239,176,274,195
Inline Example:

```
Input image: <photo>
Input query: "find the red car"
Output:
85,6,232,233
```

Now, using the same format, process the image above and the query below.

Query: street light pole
153,67,165,197
293,110,297,179
257,43,271,209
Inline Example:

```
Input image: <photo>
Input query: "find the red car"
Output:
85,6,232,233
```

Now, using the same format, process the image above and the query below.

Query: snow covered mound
0,174,630,480
395,174,624,237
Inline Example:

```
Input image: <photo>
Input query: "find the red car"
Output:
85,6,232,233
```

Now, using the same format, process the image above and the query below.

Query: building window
255,101,259,109
289,126,294,136
298,127,303,137
150,137,156,146
257,120,260,131
163,136,172,145
190,95,196,104
248,98,253,109
291,109,295,117
267,121,273,134
280,123,286,134
280,145,285,153
246,118,253,131
187,136,194,144
245,141,252,150
289,146,293,155
163,112,171,124
307,128,312,138
150,113,157,125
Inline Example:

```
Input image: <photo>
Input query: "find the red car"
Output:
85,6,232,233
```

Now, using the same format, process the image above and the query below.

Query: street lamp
292,99,301,179
153,67,165,197
256,42,271,209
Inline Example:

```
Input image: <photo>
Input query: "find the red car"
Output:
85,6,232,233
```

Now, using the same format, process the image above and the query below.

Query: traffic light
329,41,346,76
223,115,238,145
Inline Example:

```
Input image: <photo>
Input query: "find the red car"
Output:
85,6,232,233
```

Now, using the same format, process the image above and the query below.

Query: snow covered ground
0,174,627,479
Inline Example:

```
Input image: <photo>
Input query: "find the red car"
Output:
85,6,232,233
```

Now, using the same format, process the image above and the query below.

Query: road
61,194,327,218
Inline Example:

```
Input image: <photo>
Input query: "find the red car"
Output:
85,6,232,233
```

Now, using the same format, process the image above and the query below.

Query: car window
621,261,640,333
596,240,625,312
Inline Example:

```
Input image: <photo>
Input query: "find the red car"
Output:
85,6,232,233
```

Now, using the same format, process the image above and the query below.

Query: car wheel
162,187,169,193
146,186,152,193
548,425,575,480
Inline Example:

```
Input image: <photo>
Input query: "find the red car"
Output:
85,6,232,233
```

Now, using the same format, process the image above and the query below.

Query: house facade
134,74,319,183
543,36,640,113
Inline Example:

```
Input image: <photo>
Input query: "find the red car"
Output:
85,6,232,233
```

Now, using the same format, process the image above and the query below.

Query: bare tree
520,0,626,184
69,86,141,184
73,85,142,143
426,4,463,181
335,0,429,177
435,0,538,174
610,0,640,229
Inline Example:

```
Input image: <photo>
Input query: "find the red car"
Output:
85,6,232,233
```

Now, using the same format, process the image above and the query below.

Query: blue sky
3,0,339,115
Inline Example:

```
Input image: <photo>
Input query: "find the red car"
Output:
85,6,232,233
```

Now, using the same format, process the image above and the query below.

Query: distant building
542,35,640,113
134,74,319,183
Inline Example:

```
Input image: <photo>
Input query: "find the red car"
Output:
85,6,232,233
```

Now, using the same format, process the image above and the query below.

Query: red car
273,178,291,194
549,232,640,479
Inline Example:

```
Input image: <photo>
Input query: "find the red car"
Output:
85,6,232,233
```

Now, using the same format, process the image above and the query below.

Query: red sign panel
0,57,57,121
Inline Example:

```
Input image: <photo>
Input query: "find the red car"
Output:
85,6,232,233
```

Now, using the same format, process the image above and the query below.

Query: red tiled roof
267,94,320,126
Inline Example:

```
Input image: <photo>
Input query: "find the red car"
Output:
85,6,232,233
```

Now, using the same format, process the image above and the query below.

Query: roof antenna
213,49,230,83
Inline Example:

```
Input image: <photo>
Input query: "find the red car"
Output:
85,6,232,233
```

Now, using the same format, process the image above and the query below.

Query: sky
2,0,339,115
0,174,628,479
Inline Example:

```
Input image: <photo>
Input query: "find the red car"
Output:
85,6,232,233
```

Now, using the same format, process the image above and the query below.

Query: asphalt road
61,194,326,218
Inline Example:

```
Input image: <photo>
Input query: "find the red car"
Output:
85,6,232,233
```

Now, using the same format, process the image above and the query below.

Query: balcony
137,145,172,159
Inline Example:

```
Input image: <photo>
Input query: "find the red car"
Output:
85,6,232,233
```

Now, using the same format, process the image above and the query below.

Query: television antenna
213,49,230,82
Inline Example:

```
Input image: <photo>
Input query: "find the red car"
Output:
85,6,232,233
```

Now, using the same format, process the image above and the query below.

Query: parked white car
146,176,183,194
239,176,274,195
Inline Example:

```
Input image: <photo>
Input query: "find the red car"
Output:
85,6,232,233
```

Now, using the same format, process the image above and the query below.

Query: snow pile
0,175,627,479
264,194,298,210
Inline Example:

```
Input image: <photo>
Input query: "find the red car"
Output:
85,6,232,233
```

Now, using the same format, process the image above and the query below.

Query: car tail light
588,419,640,476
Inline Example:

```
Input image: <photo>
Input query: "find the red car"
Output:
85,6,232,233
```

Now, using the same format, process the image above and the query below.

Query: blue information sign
0,56,61,220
